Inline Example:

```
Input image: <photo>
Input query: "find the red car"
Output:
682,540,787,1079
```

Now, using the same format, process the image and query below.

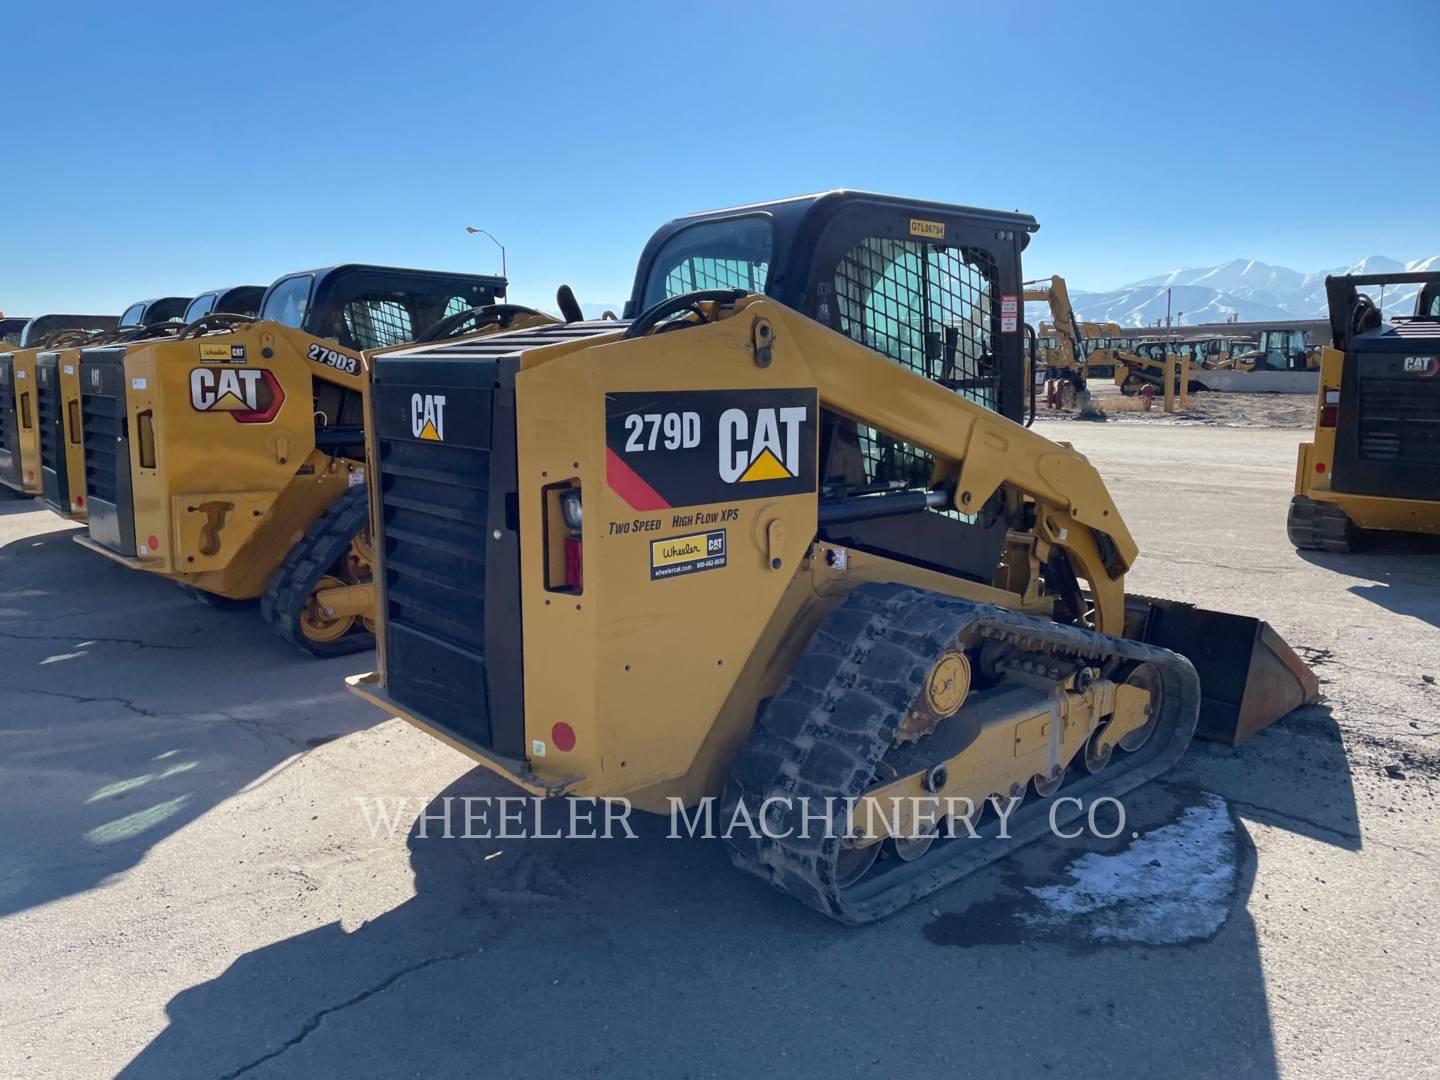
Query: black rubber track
721,582,1201,925
260,486,374,658
1287,495,1357,553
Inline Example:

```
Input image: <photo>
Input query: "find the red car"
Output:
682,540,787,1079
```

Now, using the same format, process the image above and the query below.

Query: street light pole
465,226,507,282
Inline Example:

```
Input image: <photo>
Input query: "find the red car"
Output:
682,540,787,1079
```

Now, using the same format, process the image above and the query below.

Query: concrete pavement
0,422,1436,1079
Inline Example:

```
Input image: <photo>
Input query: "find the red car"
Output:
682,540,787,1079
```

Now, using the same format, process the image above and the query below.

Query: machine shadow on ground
0,494,44,518
118,750,1332,1079
0,522,380,919
1298,536,1440,630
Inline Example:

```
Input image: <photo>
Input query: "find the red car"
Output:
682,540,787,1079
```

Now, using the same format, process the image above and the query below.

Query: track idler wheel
1082,722,1115,773
835,840,881,886
1032,763,1067,798
1118,662,1164,752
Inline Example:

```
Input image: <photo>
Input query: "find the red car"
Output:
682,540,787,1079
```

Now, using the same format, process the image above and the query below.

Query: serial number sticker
63,364,74,375
131,378,147,390
908,218,946,239
650,529,727,580
307,342,360,375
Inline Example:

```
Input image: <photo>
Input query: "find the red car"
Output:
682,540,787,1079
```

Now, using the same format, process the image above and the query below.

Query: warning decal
1000,294,1019,334
650,529,727,580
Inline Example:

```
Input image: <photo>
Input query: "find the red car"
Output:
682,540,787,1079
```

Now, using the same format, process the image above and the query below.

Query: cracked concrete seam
0,685,309,749
0,627,200,650
212,946,486,1080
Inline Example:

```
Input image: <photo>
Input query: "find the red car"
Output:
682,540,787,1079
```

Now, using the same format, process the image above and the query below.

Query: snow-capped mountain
1036,255,1439,328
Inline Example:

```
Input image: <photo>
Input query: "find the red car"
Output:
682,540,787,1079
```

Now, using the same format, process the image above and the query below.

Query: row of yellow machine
4,190,1434,922
1025,274,1318,394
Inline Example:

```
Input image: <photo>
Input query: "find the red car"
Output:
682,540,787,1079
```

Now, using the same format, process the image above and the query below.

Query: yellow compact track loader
71,265,508,655
348,191,1317,923
37,287,267,521
1289,270,1440,551
1,312,126,497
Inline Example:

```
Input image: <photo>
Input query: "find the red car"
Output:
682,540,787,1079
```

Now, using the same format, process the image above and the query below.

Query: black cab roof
625,189,1039,317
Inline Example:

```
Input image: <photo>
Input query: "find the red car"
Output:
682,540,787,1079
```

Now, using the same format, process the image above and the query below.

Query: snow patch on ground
1022,792,1236,945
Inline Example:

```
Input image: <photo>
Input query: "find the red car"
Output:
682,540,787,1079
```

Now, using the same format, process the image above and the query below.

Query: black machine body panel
78,347,137,554
36,353,69,511
1327,273,1440,502
0,352,17,486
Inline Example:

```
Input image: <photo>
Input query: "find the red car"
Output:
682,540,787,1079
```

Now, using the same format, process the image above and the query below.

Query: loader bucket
1124,597,1320,745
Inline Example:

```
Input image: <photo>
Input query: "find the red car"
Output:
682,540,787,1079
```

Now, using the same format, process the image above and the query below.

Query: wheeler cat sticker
199,343,247,363
650,529,727,580
604,389,817,511
189,367,284,423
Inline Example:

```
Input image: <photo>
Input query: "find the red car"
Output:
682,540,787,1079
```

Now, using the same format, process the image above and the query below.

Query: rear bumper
1299,489,1440,535
346,671,576,797
0,474,40,495
72,533,164,569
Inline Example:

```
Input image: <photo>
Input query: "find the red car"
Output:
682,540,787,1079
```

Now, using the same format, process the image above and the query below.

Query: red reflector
565,536,583,591
75,494,84,507
1316,462,1327,474
551,722,576,752
1320,404,1338,427
147,534,160,551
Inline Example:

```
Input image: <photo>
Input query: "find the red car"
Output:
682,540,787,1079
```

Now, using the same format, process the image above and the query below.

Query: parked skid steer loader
38,288,267,521
1,313,125,497
1289,271,1440,550
348,191,1316,923
71,265,507,655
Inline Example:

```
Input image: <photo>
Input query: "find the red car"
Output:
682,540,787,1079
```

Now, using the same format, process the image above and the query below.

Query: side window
260,276,313,328
342,297,413,350
641,216,773,309
119,302,146,327
830,237,1000,489
442,295,474,319
183,294,218,323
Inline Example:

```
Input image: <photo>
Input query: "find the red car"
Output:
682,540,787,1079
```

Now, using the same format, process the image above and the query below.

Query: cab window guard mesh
832,238,1000,490
343,298,413,350
662,256,768,299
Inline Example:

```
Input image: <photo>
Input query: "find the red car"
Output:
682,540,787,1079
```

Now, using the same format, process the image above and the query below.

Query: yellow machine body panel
75,322,363,597
0,348,44,494
357,299,1139,810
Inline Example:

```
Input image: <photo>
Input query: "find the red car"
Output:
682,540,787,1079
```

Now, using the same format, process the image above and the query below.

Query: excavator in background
348,191,1316,923
36,287,268,520
1,312,125,497
1023,275,1092,410
1289,270,1440,551
71,264,510,655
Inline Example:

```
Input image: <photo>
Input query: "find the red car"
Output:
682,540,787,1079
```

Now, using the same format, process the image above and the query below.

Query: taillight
565,535,583,591
545,484,583,593
1320,388,1339,428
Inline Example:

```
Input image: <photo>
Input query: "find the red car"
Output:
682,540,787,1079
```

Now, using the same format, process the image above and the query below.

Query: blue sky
3,0,1436,317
